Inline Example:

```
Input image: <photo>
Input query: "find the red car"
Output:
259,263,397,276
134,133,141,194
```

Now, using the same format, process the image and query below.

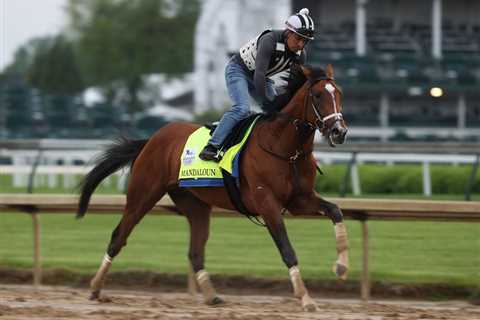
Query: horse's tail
76,137,148,219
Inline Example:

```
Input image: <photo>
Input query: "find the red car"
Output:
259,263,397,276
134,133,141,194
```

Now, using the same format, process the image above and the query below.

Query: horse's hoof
301,295,317,312
303,303,317,312
89,290,100,301
206,296,225,306
333,262,348,280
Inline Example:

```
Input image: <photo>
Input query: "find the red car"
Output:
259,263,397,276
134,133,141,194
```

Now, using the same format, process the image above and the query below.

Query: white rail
1,151,478,197
314,151,478,197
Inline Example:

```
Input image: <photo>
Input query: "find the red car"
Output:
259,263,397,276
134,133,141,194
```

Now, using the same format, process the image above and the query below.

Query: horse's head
300,64,348,147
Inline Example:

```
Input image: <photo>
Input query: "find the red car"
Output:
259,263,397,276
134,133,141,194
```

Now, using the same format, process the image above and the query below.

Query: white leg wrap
289,266,300,279
195,269,210,284
91,253,113,291
338,250,349,267
102,253,113,266
333,223,349,280
334,223,349,266
334,223,348,252
195,269,217,303
289,266,306,297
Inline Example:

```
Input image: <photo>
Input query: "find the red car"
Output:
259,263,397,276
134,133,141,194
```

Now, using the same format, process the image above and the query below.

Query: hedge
315,164,480,195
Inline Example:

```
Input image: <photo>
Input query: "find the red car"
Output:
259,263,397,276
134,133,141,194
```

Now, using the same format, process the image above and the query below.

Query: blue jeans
208,59,276,147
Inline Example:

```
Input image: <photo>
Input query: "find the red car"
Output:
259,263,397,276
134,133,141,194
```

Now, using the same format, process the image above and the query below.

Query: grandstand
195,0,480,141
296,0,480,141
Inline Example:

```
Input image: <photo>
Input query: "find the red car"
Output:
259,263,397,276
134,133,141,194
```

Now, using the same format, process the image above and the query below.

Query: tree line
2,0,199,115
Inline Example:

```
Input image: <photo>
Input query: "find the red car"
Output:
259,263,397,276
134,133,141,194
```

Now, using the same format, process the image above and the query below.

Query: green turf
0,213,478,286
1,165,479,286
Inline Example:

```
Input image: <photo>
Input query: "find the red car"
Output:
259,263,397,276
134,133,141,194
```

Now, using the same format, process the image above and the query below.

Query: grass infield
0,212,478,287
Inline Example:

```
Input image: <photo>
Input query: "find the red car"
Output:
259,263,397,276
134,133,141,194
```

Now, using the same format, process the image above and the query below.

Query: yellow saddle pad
178,118,259,187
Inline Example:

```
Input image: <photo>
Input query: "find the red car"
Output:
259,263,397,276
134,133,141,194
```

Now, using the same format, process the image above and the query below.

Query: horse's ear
300,65,313,80
326,64,334,78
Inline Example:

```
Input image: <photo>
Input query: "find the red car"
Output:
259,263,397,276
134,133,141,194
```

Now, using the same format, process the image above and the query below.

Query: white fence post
351,162,361,196
422,161,432,197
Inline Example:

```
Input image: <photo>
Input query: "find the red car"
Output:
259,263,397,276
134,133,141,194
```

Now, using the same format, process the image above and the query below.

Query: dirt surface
1,284,479,320
0,267,476,300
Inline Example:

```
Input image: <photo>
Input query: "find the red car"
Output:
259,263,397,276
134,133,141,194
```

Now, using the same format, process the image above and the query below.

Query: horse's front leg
287,193,349,280
253,192,317,312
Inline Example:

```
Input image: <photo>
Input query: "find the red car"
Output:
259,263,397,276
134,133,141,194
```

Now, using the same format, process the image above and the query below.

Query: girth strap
221,169,266,227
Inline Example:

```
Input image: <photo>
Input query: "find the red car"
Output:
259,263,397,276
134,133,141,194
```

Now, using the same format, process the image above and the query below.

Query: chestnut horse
77,64,349,311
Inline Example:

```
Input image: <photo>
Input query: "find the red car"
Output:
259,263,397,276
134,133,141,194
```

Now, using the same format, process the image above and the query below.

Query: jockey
199,8,315,162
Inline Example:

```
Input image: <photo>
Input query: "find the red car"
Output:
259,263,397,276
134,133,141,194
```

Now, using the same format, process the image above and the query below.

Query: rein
257,81,337,210
258,77,340,170
258,116,315,213
258,115,315,164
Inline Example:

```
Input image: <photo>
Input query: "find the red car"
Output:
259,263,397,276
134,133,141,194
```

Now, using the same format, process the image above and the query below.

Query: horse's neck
261,84,314,154
282,83,306,115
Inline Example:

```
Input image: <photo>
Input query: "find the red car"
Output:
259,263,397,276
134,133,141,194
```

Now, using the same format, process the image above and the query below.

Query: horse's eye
312,92,322,98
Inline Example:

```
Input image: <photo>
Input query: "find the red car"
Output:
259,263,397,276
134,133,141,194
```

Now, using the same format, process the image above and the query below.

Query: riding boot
199,144,221,162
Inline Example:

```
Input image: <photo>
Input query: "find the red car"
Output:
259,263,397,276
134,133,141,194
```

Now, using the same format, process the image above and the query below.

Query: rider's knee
231,104,250,118
239,108,251,118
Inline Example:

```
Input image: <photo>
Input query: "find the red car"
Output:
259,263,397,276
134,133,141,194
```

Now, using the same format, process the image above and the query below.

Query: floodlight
430,87,443,98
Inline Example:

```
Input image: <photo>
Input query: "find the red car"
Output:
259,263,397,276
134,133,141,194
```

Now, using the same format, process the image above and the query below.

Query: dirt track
0,285,479,320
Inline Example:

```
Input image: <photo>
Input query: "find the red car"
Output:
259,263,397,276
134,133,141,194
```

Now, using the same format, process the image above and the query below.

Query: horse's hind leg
89,181,167,300
168,188,223,305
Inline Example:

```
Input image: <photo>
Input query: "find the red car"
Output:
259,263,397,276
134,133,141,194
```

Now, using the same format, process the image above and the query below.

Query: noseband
305,77,344,134
258,77,345,209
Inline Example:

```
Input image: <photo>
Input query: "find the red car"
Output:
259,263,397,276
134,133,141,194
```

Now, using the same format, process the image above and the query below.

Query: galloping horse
77,64,349,311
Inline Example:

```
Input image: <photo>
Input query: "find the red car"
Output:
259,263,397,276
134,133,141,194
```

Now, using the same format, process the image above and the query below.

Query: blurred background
0,0,479,141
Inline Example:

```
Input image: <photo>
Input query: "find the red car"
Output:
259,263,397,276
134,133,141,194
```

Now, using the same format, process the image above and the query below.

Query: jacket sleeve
253,33,276,104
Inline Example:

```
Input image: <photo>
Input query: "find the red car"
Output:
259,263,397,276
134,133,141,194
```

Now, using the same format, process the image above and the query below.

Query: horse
77,64,349,312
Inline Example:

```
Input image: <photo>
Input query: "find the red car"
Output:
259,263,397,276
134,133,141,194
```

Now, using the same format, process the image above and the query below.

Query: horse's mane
273,64,327,111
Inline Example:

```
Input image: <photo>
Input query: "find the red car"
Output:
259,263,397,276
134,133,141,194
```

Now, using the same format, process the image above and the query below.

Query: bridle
305,77,344,136
256,76,345,215
259,76,345,161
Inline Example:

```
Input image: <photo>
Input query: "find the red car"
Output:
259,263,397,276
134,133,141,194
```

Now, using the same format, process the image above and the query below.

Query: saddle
206,113,262,153
178,114,263,222
178,114,262,187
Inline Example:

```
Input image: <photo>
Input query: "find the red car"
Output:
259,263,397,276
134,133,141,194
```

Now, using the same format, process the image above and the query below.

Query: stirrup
199,145,222,162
